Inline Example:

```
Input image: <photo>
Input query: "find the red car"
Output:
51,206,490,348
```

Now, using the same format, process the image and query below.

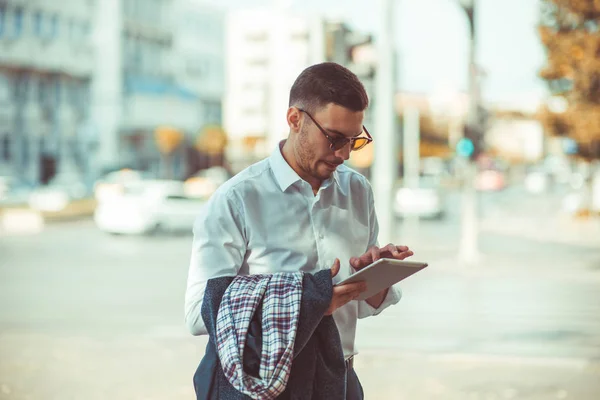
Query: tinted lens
351,138,369,150
331,138,350,151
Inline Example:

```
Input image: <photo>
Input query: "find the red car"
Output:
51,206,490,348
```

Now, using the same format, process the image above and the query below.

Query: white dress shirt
185,141,401,358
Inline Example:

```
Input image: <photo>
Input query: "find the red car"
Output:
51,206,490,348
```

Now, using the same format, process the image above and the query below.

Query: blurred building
224,8,325,167
324,21,376,126
224,9,376,172
486,116,544,163
324,21,377,174
0,0,95,187
92,0,225,178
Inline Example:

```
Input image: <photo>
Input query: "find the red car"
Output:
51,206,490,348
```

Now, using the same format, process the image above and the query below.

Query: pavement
1,186,600,399
0,197,96,236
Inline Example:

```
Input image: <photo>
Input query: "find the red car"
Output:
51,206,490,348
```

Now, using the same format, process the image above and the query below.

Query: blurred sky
204,0,547,105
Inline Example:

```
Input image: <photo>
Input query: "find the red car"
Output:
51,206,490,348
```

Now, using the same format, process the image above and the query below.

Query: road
1,187,600,399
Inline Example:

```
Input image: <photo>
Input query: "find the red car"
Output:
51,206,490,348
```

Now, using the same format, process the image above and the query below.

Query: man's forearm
366,288,389,309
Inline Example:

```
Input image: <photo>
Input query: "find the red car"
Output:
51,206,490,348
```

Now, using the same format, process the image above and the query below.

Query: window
81,21,90,38
247,57,267,67
38,78,52,107
290,32,309,42
49,14,58,38
204,102,222,125
69,18,76,40
123,0,131,17
186,58,209,78
2,135,11,162
0,4,6,37
34,11,43,37
246,32,268,42
13,7,24,38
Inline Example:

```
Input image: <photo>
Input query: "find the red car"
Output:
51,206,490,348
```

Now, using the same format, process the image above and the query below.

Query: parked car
94,169,148,203
525,170,549,194
94,180,206,235
28,172,88,212
184,167,230,200
393,177,444,219
475,169,506,192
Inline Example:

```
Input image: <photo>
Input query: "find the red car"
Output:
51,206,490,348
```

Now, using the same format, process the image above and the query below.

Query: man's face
293,103,365,183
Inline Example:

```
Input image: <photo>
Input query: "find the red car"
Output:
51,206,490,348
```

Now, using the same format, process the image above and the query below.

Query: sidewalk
354,351,600,400
0,198,96,235
479,185,600,249
481,212,600,249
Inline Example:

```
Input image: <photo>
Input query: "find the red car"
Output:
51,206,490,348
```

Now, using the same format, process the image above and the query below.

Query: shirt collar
269,141,302,192
268,140,344,193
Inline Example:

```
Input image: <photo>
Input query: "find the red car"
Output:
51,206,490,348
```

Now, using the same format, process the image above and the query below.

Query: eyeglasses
298,109,373,151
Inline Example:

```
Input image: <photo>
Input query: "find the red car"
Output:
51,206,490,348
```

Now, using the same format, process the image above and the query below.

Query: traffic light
460,124,484,161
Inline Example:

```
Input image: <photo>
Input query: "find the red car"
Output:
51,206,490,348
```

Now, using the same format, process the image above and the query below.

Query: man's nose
334,142,352,161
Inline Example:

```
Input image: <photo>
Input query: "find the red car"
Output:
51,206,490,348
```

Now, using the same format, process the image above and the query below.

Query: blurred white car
184,167,230,199
94,180,206,234
525,171,549,194
94,169,147,203
28,172,87,212
393,178,444,219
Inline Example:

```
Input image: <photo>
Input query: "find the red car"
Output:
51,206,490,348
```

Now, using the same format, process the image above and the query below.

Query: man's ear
287,107,302,132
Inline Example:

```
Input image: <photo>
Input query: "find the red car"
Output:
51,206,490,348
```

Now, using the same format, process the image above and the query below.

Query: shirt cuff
357,284,402,319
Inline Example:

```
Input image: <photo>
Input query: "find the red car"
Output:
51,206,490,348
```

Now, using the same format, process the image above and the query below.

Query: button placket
311,198,328,269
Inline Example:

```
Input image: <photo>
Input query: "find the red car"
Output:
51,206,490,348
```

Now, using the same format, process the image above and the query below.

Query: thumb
330,258,340,278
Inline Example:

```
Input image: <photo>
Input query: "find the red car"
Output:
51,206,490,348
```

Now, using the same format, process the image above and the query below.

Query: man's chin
317,168,334,180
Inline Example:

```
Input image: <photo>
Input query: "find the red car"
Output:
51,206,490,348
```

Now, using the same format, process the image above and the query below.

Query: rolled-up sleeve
357,285,402,318
357,179,402,319
184,190,247,335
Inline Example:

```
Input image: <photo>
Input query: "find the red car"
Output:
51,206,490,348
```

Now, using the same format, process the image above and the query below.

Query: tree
537,0,600,160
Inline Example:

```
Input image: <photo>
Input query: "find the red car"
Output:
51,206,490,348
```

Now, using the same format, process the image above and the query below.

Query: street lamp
455,0,481,266
456,0,477,126
372,0,398,244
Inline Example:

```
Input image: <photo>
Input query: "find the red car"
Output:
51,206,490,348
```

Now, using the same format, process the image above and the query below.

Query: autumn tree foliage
538,0,600,160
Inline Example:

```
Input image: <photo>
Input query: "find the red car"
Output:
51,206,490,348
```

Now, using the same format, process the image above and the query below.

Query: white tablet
335,258,428,301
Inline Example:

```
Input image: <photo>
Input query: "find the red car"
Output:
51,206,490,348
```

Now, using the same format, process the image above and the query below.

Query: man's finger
330,258,340,278
385,243,399,256
334,282,366,296
399,250,414,260
370,246,381,263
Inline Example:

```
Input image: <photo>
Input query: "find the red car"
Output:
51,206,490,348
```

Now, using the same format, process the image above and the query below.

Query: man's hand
350,244,414,271
349,244,414,309
325,259,367,316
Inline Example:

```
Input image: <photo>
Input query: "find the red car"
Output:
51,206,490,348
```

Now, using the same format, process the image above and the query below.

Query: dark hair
289,62,369,113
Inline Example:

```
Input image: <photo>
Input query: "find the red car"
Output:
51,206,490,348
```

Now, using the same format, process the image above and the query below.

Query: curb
0,198,96,223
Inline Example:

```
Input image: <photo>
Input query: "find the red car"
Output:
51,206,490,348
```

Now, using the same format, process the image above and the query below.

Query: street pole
458,0,480,265
373,0,398,245
403,106,420,238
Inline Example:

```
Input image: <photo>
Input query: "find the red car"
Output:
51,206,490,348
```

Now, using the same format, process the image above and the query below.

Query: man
185,62,413,398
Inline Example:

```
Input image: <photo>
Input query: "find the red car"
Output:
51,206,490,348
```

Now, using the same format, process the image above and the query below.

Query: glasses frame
298,108,373,151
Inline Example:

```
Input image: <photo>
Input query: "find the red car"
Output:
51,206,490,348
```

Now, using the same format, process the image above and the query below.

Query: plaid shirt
215,272,303,400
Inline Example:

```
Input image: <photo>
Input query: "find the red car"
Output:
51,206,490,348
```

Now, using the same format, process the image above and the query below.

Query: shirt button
318,234,324,240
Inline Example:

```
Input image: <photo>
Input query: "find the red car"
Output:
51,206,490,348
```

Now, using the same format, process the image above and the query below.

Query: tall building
323,21,378,175
173,0,224,129
224,8,326,167
224,10,377,172
92,0,225,178
0,0,95,186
